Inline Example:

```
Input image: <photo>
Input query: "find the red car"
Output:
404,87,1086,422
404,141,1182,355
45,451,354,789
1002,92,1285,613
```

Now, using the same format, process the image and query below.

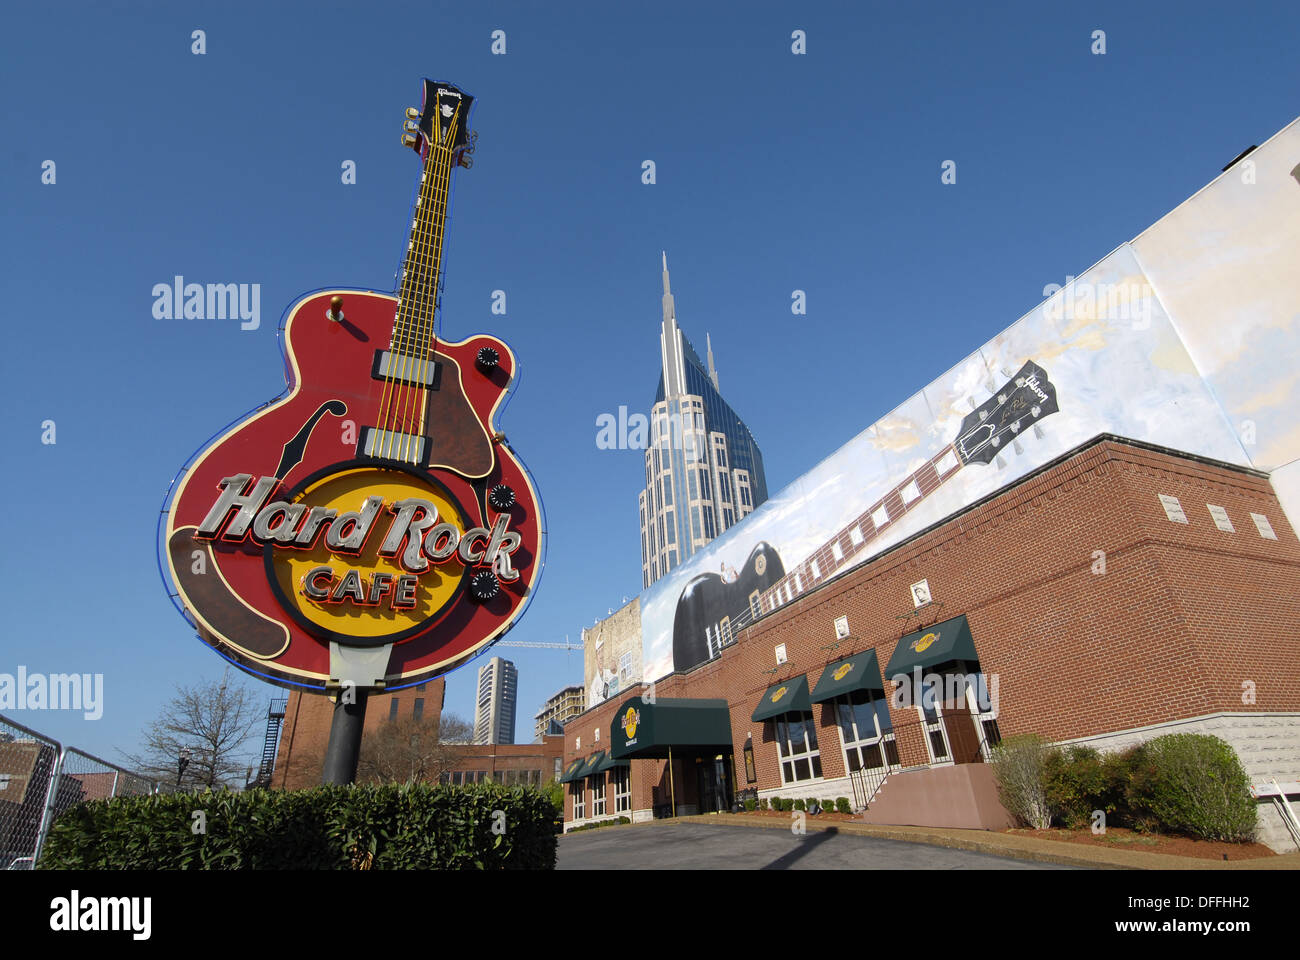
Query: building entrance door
697,755,733,813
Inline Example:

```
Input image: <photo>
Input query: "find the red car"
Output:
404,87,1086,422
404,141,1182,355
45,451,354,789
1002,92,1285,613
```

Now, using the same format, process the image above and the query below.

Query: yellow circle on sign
623,707,638,740
771,686,788,703
271,467,467,638
833,662,853,682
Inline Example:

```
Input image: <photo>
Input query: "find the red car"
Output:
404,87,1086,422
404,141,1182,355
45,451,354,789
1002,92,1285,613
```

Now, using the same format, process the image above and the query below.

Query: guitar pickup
372,350,442,389
358,427,430,465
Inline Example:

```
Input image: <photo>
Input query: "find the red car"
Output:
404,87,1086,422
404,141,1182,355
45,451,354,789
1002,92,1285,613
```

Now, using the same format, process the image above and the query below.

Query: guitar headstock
401,79,477,168
952,360,1059,466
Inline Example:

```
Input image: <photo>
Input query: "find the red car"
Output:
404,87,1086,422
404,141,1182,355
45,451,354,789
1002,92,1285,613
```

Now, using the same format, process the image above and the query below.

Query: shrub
757,798,768,811
743,798,757,812
823,799,836,813
793,798,806,812
1124,734,1256,842
836,797,852,815
39,781,558,869
1044,745,1113,829
567,816,631,833
990,734,1053,829
770,796,782,811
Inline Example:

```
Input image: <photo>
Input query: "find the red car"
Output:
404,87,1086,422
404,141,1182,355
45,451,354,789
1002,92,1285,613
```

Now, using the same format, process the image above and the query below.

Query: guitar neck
757,443,964,617
392,109,461,358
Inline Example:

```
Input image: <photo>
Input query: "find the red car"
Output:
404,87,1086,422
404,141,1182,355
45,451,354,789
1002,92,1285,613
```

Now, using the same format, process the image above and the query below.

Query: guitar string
407,102,461,464
381,109,447,460
391,135,445,461
396,103,458,463
376,116,440,460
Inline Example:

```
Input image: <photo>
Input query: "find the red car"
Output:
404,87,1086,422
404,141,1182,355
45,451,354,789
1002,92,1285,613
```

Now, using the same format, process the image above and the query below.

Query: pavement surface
558,820,1073,870
557,814,1300,870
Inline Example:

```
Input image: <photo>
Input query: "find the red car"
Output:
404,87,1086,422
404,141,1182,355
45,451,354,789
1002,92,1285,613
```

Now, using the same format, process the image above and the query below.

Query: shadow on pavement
760,827,838,870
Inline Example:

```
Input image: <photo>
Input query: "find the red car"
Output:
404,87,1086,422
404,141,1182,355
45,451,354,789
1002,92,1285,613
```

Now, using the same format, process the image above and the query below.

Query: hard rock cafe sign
159,79,544,693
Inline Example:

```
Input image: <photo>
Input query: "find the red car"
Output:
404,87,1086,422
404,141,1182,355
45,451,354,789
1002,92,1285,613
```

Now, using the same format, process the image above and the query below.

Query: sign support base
320,641,393,785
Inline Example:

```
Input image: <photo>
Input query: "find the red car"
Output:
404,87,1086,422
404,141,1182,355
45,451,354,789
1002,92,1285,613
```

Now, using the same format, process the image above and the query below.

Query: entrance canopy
751,674,811,722
884,615,978,679
610,695,733,760
809,650,885,703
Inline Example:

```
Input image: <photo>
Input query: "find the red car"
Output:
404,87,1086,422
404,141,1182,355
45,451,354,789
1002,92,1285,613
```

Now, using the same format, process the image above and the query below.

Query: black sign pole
321,689,369,785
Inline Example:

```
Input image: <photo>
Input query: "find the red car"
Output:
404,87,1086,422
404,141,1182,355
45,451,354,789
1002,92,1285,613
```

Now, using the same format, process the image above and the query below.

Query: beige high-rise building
533,685,585,742
473,657,518,745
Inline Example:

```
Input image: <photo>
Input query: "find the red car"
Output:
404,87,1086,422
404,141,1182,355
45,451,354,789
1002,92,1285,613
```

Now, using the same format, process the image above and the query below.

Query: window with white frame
916,675,952,764
571,781,585,820
613,765,631,813
772,711,822,784
591,775,607,817
834,688,899,772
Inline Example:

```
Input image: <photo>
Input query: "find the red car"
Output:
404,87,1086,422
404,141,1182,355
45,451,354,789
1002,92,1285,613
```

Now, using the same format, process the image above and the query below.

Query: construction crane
495,638,583,651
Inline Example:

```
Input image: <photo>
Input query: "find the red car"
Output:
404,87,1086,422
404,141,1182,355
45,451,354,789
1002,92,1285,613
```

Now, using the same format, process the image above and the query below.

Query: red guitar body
164,288,542,690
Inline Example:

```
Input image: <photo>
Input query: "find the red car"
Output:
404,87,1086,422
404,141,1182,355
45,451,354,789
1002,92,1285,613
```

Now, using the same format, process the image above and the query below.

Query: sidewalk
644,813,1300,870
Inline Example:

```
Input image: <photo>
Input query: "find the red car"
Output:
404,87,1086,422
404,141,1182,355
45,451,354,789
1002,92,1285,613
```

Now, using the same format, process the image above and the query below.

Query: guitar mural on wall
671,360,1060,672
159,80,544,694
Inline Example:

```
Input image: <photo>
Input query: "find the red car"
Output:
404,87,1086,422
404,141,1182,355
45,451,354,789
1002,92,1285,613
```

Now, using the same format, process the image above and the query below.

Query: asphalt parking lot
557,822,1079,870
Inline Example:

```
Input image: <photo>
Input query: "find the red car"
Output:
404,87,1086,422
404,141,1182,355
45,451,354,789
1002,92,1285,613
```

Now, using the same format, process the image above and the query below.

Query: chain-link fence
0,714,158,869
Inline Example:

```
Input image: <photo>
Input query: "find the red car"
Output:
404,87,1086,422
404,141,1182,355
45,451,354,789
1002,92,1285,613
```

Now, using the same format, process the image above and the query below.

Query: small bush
757,798,768,811
743,798,757,812
1125,734,1256,842
770,796,782,811
835,797,851,815
823,799,836,813
990,734,1053,829
793,798,806,812
567,816,631,833
1045,745,1112,829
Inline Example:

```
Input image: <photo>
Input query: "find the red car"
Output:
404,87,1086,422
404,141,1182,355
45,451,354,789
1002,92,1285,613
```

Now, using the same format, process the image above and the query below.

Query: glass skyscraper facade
640,254,768,588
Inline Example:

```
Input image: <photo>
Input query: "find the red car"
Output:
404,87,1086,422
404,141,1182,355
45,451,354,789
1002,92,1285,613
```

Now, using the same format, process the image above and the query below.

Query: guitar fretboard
756,443,964,617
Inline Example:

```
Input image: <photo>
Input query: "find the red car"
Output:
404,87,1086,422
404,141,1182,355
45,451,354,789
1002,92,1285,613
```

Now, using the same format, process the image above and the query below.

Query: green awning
582,751,606,778
751,675,812,722
809,651,885,703
610,695,733,760
559,756,587,783
884,615,979,679
593,748,629,773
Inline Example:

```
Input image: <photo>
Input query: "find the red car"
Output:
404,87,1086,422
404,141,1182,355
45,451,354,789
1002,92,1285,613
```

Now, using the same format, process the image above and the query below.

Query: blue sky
2,1,1297,771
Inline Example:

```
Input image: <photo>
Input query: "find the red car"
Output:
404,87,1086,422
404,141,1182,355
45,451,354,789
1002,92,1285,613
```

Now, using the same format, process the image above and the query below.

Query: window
835,689,899,772
413,697,424,721
917,675,952,762
571,782,585,820
613,765,631,813
595,727,600,742
554,757,562,781
493,770,504,783
591,776,607,817
389,697,400,721
772,712,822,784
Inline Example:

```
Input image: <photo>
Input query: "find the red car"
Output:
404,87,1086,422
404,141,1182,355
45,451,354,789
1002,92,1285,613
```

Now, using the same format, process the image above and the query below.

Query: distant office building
640,253,768,588
474,657,518,745
533,685,586,742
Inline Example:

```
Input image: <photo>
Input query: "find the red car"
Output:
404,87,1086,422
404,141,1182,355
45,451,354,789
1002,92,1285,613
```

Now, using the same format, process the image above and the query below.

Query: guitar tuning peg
405,107,420,121
403,118,419,133
401,133,417,148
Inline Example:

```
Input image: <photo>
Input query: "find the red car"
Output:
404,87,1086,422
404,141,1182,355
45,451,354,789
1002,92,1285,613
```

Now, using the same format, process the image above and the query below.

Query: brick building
273,680,565,790
558,437,1300,850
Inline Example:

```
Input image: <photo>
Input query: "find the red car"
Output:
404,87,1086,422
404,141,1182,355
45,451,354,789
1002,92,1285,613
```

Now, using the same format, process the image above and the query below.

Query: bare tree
121,669,263,790
358,712,474,785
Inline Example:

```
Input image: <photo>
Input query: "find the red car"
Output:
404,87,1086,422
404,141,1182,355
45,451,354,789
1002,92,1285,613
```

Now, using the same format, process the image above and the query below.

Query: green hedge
39,781,557,870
